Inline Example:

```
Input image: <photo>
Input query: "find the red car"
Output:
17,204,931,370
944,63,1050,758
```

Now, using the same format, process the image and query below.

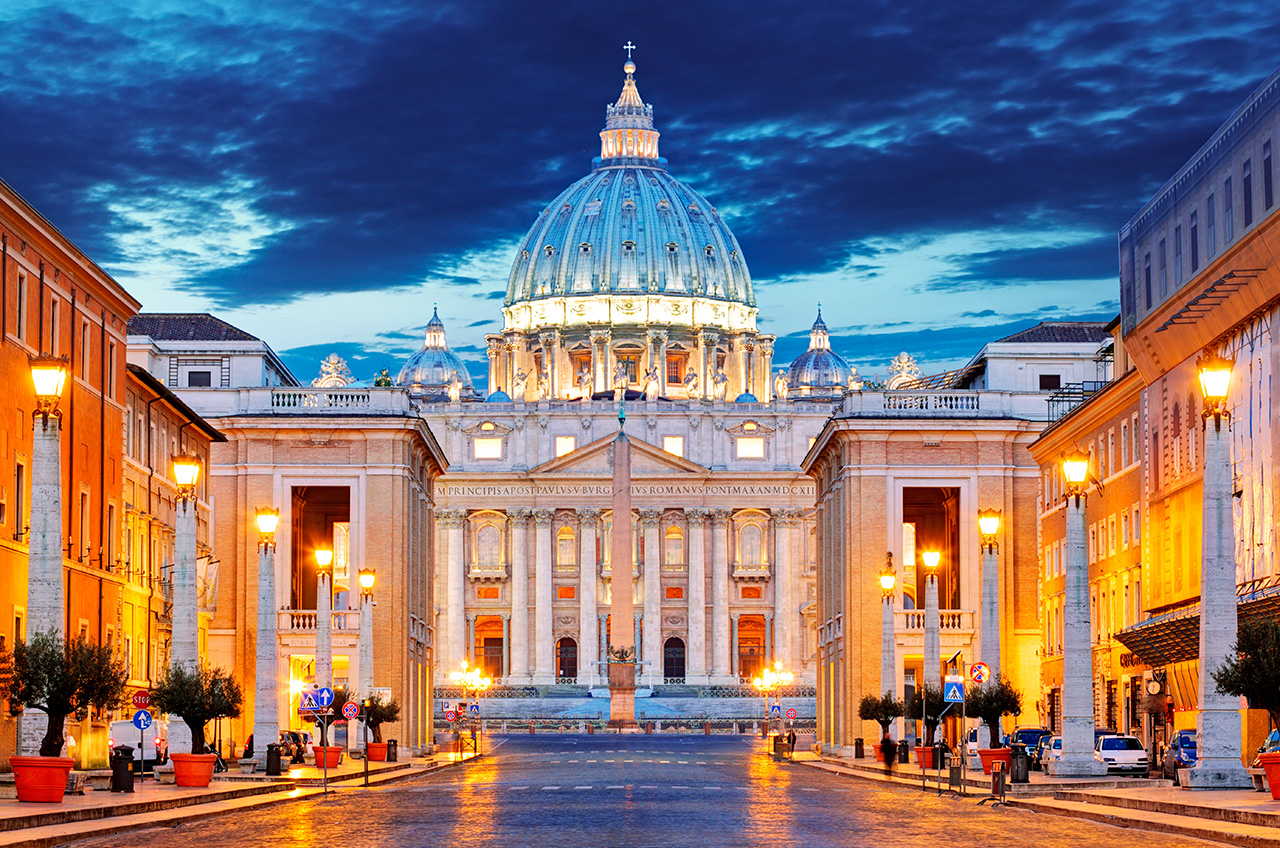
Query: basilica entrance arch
556,637,578,682
663,637,686,682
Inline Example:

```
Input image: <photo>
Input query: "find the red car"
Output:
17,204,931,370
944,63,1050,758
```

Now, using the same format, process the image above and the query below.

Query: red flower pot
874,744,885,762
169,753,218,788
366,742,388,762
312,745,342,768
978,747,1012,775
10,756,74,803
1259,751,1280,800
914,746,935,769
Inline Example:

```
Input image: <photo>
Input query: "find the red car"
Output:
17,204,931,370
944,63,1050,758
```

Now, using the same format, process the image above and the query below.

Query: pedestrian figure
785,728,797,758
881,732,897,767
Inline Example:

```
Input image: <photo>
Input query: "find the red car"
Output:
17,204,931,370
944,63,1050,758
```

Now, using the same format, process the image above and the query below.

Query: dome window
666,243,679,254
622,199,636,213
544,245,556,257
622,240,636,252
704,245,715,258
656,199,670,212
579,243,592,254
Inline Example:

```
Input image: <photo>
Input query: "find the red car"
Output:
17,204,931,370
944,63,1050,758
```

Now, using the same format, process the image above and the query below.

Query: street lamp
357,568,376,756
977,509,1001,685
450,660,492,758
253,507,281,774
880,554,897,742
1187,351,1249,787
315,548,334,692
752,660,794,737
1056,450,1102,776
29,353,68,425
921,550,941,695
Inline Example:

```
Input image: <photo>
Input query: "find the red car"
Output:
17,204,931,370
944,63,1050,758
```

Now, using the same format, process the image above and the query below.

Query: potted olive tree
965,675,1022,774
858,694,904,761
907,684,946,768
1214,619,1280,799
4,631,126,802
362,694,401,761
149,663,243,787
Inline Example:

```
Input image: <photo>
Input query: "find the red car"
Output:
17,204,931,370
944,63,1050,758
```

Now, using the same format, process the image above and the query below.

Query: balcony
837,390,1053,421
172,387,417,417
731,561,771,581
893,608,976,651
468,563,509,582
599,563,640,580
278,610,360,634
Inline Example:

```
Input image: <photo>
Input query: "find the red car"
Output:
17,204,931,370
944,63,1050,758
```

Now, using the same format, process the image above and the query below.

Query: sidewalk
0,750,478,848
797,752,1280,848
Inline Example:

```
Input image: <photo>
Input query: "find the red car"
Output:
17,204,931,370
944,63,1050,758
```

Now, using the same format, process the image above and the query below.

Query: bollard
587,722,594,735
645,721,653,735
529,722,535,734
854,738,864,759
704,721,711,736
387,739,398,762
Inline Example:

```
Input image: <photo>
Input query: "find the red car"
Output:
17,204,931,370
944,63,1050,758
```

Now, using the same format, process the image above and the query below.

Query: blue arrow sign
132,709,153,730
944,680,965,703
316,687,335,707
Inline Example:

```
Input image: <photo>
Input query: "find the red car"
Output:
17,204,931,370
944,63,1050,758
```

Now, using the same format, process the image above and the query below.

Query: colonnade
436,506,807,687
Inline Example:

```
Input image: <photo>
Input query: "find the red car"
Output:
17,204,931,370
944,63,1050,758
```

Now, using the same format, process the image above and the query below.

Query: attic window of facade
480,421,495,431
743,421,757,431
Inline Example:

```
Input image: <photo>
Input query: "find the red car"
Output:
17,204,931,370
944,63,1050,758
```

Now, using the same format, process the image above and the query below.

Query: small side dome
734,392,758,403
486,390,512,403
396,307,479,401
787,307,854,401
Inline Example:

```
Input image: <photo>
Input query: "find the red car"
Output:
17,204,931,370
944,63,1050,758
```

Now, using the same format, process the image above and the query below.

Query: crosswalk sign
769,703,782,718
944,679,965,703
300,691,319,710
468,702,480,716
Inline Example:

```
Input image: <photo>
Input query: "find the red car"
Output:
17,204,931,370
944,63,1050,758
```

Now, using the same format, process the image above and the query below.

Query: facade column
486,338,502,396
437,509,467,673
640,509,662,687
540,330,559,398
759,340,774,403
773,509,798,671
1187,408,1251,787
765,614,773,662
507,509,532,683
686,509,709,683
466,615,476,665
649,329,668,395
710,509,732,682
730,614,740,679
504,340,519,399
532,509,555,684
598,614,608,670
1056,489,1102,776
577,509,601,685
501,615,510,679
590,330,610,395
633,613,642,666
701,332,720,400
741,339,755,400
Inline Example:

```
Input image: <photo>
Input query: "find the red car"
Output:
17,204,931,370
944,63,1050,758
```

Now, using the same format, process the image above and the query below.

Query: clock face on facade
1146,679,1163,696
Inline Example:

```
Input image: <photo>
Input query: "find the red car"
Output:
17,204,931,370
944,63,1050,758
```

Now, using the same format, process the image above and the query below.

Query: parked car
1041,735,1062,769
1094,734,1149,776
1252,729,1280,768
1162,729,1197,784
1031,734,1055,770
1008,726,1051,755
107,719,169,768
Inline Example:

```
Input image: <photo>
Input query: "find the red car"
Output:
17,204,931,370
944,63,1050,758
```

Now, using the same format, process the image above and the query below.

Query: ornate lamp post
27,354,68,638
253,508,280,773
171,454,202,671
1056,449,1103,776
450,661,492,757
921,550,941,693
314,548,334,691
356,568,376,754
977,509,1001,683
1186,351,1250,787
752,660,793,737
880,554,897,697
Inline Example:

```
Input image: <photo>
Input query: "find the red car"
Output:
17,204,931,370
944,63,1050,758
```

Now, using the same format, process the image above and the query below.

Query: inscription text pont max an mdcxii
434,483,816,499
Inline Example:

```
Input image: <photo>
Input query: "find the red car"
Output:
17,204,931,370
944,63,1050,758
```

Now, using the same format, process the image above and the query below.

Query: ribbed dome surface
505,167,755,308
787,309,854,398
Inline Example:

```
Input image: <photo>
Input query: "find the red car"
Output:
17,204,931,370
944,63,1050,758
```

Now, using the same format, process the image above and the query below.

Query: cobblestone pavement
69,735,1217,847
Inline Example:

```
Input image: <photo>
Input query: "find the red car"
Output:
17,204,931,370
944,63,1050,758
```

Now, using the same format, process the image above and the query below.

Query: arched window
663,637,686,682
556,637,577,681
664,527,683,565
557,526,576,566
740,524,762,564
477,525,501,567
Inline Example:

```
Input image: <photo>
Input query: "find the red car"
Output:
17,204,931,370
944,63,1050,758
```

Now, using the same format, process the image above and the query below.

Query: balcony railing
731,561,770,581
468,564,509,581
895,609,975,632
278,610,360,633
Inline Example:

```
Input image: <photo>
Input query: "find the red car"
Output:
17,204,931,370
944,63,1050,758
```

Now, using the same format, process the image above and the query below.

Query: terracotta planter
873,743,884,762
1259,752,1280,800
978,747,1012,775
10,756,74,803
914,746,935,769
312,745,342,768
169,753,218,788
366,742,388,762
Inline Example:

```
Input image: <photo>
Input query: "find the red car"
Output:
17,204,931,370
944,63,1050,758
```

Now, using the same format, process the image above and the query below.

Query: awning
1114,577,1280,667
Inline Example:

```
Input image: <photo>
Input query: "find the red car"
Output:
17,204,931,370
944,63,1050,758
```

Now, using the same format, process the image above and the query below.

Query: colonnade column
701,331,719,400
773,509,798,670
640,509,662,686
577,509,600,685
486,338,502,396
590,330,609,395
437,509,467,673
466,616,476,665
508,508,531,683
598,614,608,670
532,509,555,683
759,340,774,402
501,615,510,678
685,509,709,683
730,613,740,679
649,329,668,395
710,509,731,682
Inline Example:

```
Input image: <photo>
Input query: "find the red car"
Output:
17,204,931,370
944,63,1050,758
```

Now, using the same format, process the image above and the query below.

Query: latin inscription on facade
435,483,815,499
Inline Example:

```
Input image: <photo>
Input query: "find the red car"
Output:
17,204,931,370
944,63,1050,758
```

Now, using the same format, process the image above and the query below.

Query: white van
108,719,169,766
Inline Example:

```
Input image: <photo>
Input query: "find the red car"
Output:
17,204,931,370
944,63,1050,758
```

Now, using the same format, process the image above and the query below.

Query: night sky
2,1,1278,385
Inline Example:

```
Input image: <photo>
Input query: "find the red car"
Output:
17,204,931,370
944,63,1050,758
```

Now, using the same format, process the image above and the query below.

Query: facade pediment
529,432,707,477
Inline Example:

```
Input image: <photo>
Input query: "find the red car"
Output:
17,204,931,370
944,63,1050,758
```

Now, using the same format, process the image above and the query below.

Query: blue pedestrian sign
132,709,153,730
769,703,782,718
944,679,965,703
468,702,480,716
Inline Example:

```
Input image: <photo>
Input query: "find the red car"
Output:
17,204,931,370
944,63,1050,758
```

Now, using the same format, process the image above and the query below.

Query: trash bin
897,740,910,763
854,738,865,759
265,743,283,776
110,746,135,793
1009,742,1030,783
936,744,950,769
386,739,398,762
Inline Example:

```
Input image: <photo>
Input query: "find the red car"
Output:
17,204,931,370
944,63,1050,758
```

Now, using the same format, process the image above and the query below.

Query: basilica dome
397,308,478,400
501,60,756,335
787,309,856,400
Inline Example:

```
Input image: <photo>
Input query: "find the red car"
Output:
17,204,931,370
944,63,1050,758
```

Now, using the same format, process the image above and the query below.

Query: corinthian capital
435,509,467,528
638,508,663,527
532,508,556,526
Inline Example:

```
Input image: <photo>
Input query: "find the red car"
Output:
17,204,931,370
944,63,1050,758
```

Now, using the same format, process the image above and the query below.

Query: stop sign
132,691,150,709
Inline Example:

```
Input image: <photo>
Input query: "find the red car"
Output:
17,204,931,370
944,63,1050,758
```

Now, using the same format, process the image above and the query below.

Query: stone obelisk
607,402,638,728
